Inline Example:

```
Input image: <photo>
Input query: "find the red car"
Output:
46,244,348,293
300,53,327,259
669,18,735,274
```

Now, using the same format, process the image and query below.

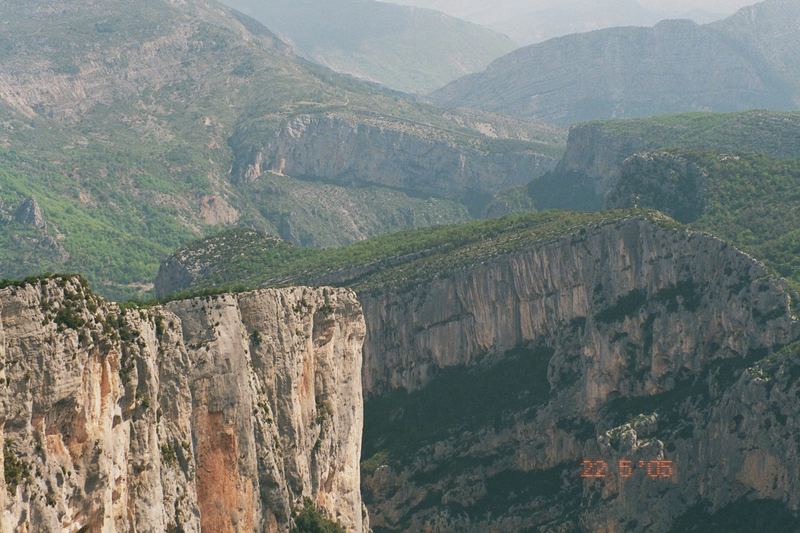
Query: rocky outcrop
440,108,567,145
230,112,558,200
0,277,367,532
358,217,800,531
12,198,45,229
198,195,239,226
154,229,286,298
0,198,71,272
149,213,800,530
529,122,645,210
606,151,710,222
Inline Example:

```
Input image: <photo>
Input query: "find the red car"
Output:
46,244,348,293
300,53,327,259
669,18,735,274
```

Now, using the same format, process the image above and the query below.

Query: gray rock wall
231,113,557,199
359,217,800,531
361,217,797,397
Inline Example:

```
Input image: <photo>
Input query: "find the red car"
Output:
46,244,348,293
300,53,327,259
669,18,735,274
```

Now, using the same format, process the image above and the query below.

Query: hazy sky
639,0,755,14
395,0,758,16
389,0,762,44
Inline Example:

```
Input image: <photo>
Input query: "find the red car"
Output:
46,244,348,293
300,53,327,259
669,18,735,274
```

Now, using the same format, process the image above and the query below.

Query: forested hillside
0,0,562,299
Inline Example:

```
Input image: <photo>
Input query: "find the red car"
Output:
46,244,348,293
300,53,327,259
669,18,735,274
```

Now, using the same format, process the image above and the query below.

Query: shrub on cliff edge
291,498,346,533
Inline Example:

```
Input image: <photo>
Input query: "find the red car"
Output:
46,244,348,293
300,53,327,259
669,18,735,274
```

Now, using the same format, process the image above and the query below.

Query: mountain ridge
153,210,670,298
219,0,517,93
431,0,800,125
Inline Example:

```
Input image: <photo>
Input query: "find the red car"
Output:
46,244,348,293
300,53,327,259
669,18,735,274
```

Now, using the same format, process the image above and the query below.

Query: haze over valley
388,0,756,44
218,0,517,93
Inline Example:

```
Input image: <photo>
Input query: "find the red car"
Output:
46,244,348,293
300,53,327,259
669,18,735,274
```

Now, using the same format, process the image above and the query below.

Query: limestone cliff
0,277,367,532
529,110,800,211
359,217,797,395
151,212,800,530
531,122,644,210
231,112,557,200
358,217,800,531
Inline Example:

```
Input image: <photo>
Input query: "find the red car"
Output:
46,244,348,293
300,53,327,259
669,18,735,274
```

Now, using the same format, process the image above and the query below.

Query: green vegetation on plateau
157,209,676,298
612,151,800,285
590,111,800,160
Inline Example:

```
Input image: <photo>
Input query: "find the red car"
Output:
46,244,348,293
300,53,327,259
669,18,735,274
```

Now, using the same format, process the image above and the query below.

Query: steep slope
0,276,367,532
431,0,800,125
527,111,800,286
219,0,517,93
609,152,800,284
711,0,800,97
357,217,799,532
153,211,800,530
0,0,563,300
531,110,800,209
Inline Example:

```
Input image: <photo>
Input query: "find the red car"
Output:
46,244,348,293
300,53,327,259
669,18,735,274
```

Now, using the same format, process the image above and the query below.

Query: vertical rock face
231,113,558,198
528,123,643,211
360,217,797,397
359,217,800,531
0,278,367,532
529,111,800,213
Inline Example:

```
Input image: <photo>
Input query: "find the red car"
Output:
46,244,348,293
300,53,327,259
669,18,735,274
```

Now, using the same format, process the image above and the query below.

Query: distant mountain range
218,0,516,93
390,0,748,44
431,0,800,125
